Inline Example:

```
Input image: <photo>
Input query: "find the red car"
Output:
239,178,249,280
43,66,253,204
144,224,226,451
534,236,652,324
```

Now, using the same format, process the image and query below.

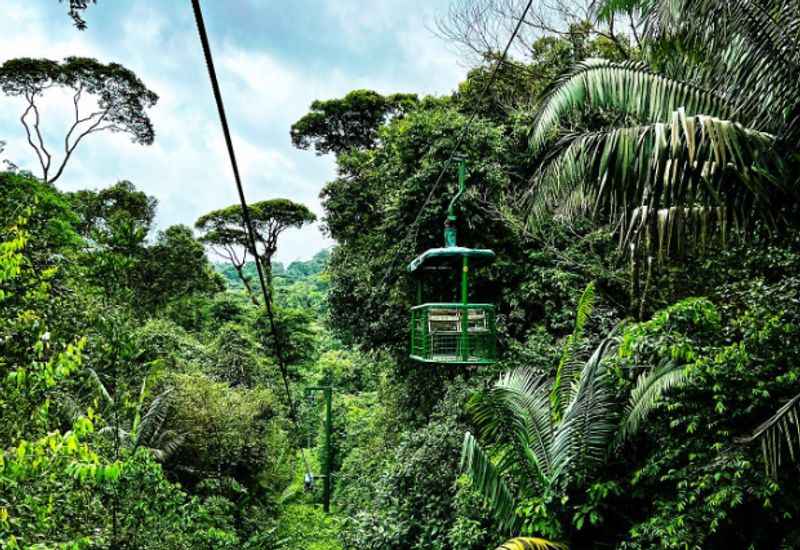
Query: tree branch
29,102,52,179
49,107,110,184
20,98,48,181
216,243,259,306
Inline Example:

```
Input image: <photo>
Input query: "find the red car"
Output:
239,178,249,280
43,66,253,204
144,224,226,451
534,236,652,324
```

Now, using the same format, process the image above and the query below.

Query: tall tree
524,0,800,257
140,225,224,310
291,89,418,156
67,181,155,304
0,57,158,184
68,180,157,241
195,199,316,298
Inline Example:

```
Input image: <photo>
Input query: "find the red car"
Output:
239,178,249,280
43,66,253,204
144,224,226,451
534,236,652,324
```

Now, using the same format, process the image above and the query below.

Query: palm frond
530,59,733,153
526,109,783,251
738,392,800,478
470,369,553,483
130,376,148,444
461,431,519,533
642,0,800,138
551,282,596,421
623,205,731,261
496,537,568,550
556,335,619,481
135,387,173,450
619,362,689,442
498,369,555,482
87,368,112,405
150,429,185,462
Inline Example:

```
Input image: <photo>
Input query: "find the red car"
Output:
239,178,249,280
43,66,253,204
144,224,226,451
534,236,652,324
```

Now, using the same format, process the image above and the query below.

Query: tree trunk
233,263,259,306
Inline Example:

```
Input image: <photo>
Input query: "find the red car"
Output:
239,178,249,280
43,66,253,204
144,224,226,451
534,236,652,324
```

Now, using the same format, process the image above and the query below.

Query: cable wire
379,0,534,287
189,0,311,477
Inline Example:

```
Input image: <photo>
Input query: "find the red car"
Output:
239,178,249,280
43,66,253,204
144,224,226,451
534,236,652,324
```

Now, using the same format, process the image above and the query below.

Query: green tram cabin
408,160,497,365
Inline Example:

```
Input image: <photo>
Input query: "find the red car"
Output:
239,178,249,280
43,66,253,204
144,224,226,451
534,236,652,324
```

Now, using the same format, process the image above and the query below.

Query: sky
0,0,467,263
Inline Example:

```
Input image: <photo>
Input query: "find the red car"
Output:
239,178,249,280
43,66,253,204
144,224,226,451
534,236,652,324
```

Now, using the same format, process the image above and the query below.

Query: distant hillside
215,248,330,289
214,248,331,316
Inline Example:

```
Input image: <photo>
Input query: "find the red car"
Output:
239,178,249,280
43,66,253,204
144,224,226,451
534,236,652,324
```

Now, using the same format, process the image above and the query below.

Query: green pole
323,383,332,513
305,382,333,513
461,255,469,361
445,158,466,248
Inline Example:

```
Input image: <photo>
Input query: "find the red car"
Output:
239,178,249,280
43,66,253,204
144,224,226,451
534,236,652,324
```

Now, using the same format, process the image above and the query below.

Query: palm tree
524,0,799,259
462,341,617,536
522,0,800,476
461,284,617,534
91,371,184,461
737,391,800,479
462,284,697,540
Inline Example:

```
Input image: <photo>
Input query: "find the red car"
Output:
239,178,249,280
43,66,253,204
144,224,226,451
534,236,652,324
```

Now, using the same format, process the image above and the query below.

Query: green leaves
524,0,800,257
640,0,800,139
290,89,419,156
462,334,619,537
551,282,596,421
619,362,688,441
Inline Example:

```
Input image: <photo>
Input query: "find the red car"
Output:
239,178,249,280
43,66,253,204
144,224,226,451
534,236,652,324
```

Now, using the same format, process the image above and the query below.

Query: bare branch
434,0,638,65
49,107,110,184
65,84,85,154
213,242,259,305
29,101,52,180
20,99,48,181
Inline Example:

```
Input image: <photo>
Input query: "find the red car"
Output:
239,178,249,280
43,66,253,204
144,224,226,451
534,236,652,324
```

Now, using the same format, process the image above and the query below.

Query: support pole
444,158,466,248
461,255,469,361
305,382,333,513
323,383,332,513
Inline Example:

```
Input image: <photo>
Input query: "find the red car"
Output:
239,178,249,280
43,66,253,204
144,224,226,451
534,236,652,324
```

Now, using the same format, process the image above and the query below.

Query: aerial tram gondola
408,159,497,365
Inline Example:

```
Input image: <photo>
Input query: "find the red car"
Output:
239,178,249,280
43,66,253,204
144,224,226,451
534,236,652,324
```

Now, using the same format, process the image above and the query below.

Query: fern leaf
619,362,689,442
551,283,596,422
461,432,519,533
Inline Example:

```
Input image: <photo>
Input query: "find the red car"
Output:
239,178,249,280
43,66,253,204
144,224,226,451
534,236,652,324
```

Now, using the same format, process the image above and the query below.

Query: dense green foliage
0,171,317,547
5,1,800,548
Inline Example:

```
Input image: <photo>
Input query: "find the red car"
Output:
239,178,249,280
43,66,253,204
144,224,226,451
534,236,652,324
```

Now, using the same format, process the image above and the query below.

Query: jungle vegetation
1,0,799,548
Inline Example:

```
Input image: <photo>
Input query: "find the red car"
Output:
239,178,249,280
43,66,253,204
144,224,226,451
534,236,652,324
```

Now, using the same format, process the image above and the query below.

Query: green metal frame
410,303,496,364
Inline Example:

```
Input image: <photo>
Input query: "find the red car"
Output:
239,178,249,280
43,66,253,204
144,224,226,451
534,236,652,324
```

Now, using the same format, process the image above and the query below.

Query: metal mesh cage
410,303,496,364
